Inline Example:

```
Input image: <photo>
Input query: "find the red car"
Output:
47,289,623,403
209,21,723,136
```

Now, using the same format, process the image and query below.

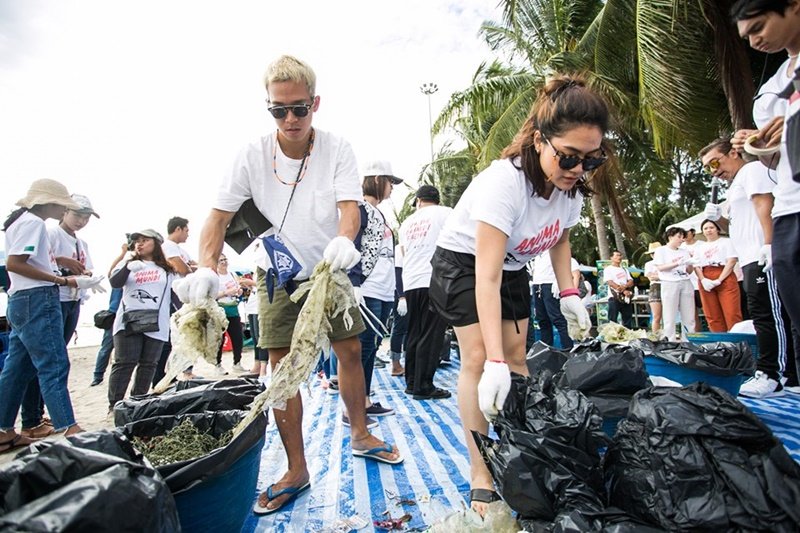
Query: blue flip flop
252,481,311,515
352,444,404,465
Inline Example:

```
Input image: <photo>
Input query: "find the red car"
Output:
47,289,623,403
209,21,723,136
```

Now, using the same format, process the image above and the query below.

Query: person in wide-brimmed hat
0,179,104,453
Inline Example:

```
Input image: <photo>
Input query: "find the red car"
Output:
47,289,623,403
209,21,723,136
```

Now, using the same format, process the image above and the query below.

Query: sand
1,342,258,465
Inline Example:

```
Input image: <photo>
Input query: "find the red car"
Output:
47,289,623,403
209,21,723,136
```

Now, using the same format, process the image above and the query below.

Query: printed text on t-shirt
513,220,561,257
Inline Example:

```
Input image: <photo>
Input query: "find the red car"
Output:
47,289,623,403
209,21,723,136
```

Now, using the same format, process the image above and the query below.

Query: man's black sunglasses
543,135,607,171
266,103,312,119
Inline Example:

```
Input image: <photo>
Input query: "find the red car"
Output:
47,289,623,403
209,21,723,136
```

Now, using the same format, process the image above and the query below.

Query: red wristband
487,359,507,364
560,288,580,298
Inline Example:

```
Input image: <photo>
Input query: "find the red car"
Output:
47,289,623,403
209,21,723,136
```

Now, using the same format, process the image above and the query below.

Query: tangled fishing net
152,298,228,393
132,419,232,467
598,322,658,344
233,262,355,436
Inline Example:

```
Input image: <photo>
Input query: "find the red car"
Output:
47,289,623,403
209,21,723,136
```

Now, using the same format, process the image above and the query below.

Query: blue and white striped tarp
242,359,800,533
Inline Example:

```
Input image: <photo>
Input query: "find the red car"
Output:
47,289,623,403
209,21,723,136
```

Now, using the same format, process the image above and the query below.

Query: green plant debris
132,419,232,467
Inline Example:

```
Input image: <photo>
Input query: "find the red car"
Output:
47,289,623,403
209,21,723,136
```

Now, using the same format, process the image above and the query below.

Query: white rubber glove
74,274,106,293
126,260,147,272
560,295,591,340
353,285,365,306
758,244,773,272
323,236,361,271
477,360,511,422
704,203,722,222
551,285,560,300
173,267,218,305
396,298,408,316
700,278,717,292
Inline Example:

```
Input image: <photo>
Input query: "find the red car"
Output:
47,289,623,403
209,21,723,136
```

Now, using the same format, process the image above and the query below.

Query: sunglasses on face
703,158,722,174
543,136,607,171
218,258,228,263
266,103,312,119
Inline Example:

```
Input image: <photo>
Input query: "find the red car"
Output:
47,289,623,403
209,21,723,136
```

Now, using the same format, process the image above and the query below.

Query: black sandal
469,488,501,504
0,433,31,455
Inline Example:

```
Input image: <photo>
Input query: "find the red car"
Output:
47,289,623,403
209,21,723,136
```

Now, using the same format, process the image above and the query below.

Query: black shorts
429,247,531,327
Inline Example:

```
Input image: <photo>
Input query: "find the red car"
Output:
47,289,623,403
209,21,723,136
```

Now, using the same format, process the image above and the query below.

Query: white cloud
0,0,499,284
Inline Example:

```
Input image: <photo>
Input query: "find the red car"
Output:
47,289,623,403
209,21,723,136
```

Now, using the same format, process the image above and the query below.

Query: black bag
93,310,116,330
122,309,160,334
224,198,273,254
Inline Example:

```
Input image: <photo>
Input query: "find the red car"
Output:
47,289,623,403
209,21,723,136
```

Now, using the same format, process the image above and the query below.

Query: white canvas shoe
739,371,784,398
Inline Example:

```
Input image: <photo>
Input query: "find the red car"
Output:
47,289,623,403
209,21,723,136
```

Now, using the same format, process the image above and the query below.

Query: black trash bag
119,409,268,493
518,507,667,533
630,338,755,376
558,343,649,395
584,394,632,420
0,430,179,532
526,341,569,377
113,378,263,425
604,383,800,531
474,373,608,522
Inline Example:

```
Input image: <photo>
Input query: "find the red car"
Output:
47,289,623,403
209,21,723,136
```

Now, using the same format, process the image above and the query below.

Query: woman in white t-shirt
108,229,176,411
214,253,245,375
429,76,607,514
653,227,695,341
0,180,91,450
694,219,742,332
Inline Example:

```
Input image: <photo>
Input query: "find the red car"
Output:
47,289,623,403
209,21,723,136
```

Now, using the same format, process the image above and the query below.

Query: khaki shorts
256,267,365,350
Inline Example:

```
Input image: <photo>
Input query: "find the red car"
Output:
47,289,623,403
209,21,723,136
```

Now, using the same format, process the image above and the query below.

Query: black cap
415,185,440,204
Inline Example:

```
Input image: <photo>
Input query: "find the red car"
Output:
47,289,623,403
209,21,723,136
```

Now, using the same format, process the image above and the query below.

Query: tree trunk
590,194,611,260
609,203,626,258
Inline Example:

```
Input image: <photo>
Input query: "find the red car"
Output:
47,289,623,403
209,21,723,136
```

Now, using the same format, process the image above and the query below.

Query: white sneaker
739,371,784,398
376,350,390,364
231,363,246,373
215,364,229,376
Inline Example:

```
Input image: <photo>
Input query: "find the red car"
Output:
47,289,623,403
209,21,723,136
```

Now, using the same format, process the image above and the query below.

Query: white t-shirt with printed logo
603,265,632,288
112,262,174,342
361,215,395,302
436,158,582,271
653,246,692,282
216,271,239,306
727,162,775,266
532,253,579,290
5,211,59,295
214,129,363,280
400,205,452,291
48,225,94,302
693,238,737,267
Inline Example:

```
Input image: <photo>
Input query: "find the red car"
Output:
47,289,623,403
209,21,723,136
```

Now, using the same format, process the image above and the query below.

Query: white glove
74,274,106,293
560,294,591,340
323,236,361,271
396,298,407,317
352,285,365,306
700,278,717,292
758,244,773,272
477,360,511,422
704,202,722,222
122,251,136,263
126,260,147,272
173,267,218,305
551,285,560,300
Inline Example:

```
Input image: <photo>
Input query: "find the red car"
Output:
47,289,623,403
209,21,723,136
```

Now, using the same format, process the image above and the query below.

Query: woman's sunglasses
543,136,607,171
266,103,312,119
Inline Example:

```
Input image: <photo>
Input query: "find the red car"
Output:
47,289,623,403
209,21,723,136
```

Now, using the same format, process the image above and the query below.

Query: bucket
643,356,746,396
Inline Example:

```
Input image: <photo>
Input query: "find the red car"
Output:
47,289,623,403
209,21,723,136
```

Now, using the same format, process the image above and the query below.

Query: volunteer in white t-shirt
176,56,402,512
213,254,246,375
643,242,663,333
108,229,175,412
429,76,605,515
48,193,99,345
398,185,453,401
603,250,634,329
731,2,800,395
0,179,99,448
694,220,742,332
530,253,579,349
701,137,795,398
653,227,695,341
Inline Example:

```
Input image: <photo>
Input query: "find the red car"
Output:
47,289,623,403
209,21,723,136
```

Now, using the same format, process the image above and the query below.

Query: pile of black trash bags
476,340,800,532
0,378,266,532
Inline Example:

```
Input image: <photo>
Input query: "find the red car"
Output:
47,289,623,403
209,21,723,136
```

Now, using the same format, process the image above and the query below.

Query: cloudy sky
1,0,501,277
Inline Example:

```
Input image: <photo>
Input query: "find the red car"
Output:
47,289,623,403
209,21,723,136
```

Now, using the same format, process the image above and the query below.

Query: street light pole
420,82,438,166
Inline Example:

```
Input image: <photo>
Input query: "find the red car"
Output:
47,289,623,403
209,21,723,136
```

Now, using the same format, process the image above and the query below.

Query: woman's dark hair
134,238,175,274
665,227,687,240
502,75,610,199
731,0,791,20
362,175,391,202
3,208,29,232
700,219,722,232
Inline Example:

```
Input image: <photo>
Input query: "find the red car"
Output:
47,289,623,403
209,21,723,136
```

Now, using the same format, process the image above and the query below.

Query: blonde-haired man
178,55,403,515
